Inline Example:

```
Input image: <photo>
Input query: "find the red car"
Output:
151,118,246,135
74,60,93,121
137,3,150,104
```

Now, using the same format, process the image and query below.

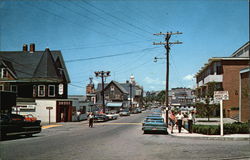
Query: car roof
145,116,163,119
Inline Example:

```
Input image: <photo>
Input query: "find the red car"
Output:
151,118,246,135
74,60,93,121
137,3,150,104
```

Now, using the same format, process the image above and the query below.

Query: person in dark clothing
188,111,195,133
88,112,94,128
176,111,184,133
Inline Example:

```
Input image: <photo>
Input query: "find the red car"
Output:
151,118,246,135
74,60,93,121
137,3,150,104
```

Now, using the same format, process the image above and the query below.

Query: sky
0,0,249,95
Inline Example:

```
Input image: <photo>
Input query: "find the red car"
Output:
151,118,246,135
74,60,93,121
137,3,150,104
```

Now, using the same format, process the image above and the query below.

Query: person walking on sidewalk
88,112,94,128
188,111,195,133
176,111,184,133
169,111,176,134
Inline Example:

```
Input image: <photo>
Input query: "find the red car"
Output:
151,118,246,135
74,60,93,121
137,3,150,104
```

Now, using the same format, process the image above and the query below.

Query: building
169,88,196,112
195,42,249,118
0,43,71,123
95,76,143,112
239,67,250,122
170,87,195,106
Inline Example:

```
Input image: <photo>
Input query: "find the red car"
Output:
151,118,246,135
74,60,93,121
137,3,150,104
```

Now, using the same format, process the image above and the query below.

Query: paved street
1,111,250,160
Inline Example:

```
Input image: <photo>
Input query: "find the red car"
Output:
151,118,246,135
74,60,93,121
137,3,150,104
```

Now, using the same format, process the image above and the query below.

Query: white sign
214,91,229,101
59,84,64,95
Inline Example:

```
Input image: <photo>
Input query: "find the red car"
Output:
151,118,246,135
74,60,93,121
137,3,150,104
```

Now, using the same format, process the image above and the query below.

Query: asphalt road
1,110,250,160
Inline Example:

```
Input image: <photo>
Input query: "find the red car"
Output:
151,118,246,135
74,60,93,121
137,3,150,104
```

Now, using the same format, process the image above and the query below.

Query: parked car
119,109,130,116
106,113,119,120
142,116,164,126
142,117,167,134
0,114,41,139
93,114,109,122
24,114,37,122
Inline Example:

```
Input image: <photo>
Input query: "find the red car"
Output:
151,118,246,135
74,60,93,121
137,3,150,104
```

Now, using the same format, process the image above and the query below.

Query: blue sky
0,0,249,95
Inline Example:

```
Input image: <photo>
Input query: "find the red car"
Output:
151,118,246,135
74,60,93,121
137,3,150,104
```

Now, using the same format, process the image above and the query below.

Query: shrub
193,122,249,135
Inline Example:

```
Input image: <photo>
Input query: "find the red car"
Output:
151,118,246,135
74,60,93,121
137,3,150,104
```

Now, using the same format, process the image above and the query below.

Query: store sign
59,84,64,95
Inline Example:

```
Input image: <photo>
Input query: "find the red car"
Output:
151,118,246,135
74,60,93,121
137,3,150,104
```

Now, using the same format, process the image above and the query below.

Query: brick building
195,42,249,118
239,67,250,122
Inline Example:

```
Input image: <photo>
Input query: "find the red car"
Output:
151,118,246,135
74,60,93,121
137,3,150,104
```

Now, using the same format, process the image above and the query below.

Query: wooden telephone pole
153,31,182,126
95,71,111,114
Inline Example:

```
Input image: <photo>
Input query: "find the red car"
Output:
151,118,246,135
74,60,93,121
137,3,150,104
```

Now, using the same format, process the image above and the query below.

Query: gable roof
0,49,70,82
96,81,128,94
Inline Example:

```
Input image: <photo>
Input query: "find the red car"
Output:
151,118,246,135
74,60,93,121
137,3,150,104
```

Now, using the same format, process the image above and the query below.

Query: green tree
195,82,221,121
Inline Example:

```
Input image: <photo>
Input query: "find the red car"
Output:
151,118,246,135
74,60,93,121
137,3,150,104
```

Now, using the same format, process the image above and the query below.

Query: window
38,85,45,97
33,85,37,97
48,85,55,97
0,85,3,91
110,86,114,91
11,85,17,93
0,68,7,78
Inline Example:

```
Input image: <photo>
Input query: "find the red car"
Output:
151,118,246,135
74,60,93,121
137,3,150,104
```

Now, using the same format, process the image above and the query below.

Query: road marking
95,123,141,125
42,124,63,129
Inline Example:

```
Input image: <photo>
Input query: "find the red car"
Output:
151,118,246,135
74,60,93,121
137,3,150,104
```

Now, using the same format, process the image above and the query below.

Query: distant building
170,87,195,106
0,43,71,123
95,76,143,112
195,42,249,118
239,67,250,122
169,87,196,112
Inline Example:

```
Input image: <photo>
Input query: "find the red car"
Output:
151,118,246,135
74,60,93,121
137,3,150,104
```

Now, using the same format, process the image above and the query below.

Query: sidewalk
167,126,250,141
162,110,250,141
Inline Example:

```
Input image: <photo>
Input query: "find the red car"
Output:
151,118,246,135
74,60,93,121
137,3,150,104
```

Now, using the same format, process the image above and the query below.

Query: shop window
38,85,45,97
48,85,55,97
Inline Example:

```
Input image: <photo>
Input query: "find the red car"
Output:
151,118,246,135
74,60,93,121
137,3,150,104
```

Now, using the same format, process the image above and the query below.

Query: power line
81,0,153,35
65,46,160,63
74,1,147,39
22,1,121,42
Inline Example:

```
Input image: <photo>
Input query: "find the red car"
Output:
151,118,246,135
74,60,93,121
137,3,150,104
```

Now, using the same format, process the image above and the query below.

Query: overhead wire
64,46,160,63
81,0,153,36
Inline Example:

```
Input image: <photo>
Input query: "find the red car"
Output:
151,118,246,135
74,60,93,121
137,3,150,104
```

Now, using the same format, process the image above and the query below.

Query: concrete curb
167,129,250,141
168,134,250,141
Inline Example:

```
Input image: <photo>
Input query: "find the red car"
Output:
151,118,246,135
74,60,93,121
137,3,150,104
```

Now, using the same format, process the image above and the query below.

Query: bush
193,122,249,135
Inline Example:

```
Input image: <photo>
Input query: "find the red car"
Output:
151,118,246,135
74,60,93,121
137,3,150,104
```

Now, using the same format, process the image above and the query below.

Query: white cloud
143,77,165,85
183,74,195,81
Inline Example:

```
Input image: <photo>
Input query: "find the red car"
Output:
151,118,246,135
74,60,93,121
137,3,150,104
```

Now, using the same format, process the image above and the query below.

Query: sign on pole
214,91,229,136
46,107,53,124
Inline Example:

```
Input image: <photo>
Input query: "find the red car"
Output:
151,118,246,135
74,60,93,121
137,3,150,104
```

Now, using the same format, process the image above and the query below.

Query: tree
195,82,221,121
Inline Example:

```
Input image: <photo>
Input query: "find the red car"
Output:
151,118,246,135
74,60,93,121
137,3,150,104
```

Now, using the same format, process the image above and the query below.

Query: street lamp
94,71,110,114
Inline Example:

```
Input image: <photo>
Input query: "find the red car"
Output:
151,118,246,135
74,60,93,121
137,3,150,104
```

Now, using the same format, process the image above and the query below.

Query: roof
0,49,70,83
231,41,249,57
195,57,249,77
96,81,129,94
240,67,250,74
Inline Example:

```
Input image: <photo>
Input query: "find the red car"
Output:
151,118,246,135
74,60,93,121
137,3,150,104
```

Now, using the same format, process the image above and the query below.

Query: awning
106,102,123,108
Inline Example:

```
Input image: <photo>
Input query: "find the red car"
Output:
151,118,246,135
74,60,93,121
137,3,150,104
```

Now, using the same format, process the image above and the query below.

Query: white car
106,113,119,120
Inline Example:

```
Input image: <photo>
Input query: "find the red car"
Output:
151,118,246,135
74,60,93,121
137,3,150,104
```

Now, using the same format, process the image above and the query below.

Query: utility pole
130,82,132,111
94,71,111,114
153,31,182,125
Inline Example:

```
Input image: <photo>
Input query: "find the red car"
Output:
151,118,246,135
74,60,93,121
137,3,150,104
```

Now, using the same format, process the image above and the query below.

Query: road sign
214,91,229,137
214,91,229,101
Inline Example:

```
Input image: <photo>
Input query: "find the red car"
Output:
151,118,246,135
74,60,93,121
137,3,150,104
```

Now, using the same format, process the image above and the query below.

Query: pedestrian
88,112,94,128
176,111,184,133
76,111,81,122
169,111,176,134
188,111,195,133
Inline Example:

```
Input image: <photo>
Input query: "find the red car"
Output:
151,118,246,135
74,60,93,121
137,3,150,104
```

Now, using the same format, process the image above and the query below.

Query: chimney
23,44,28,52
30,43,35,53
